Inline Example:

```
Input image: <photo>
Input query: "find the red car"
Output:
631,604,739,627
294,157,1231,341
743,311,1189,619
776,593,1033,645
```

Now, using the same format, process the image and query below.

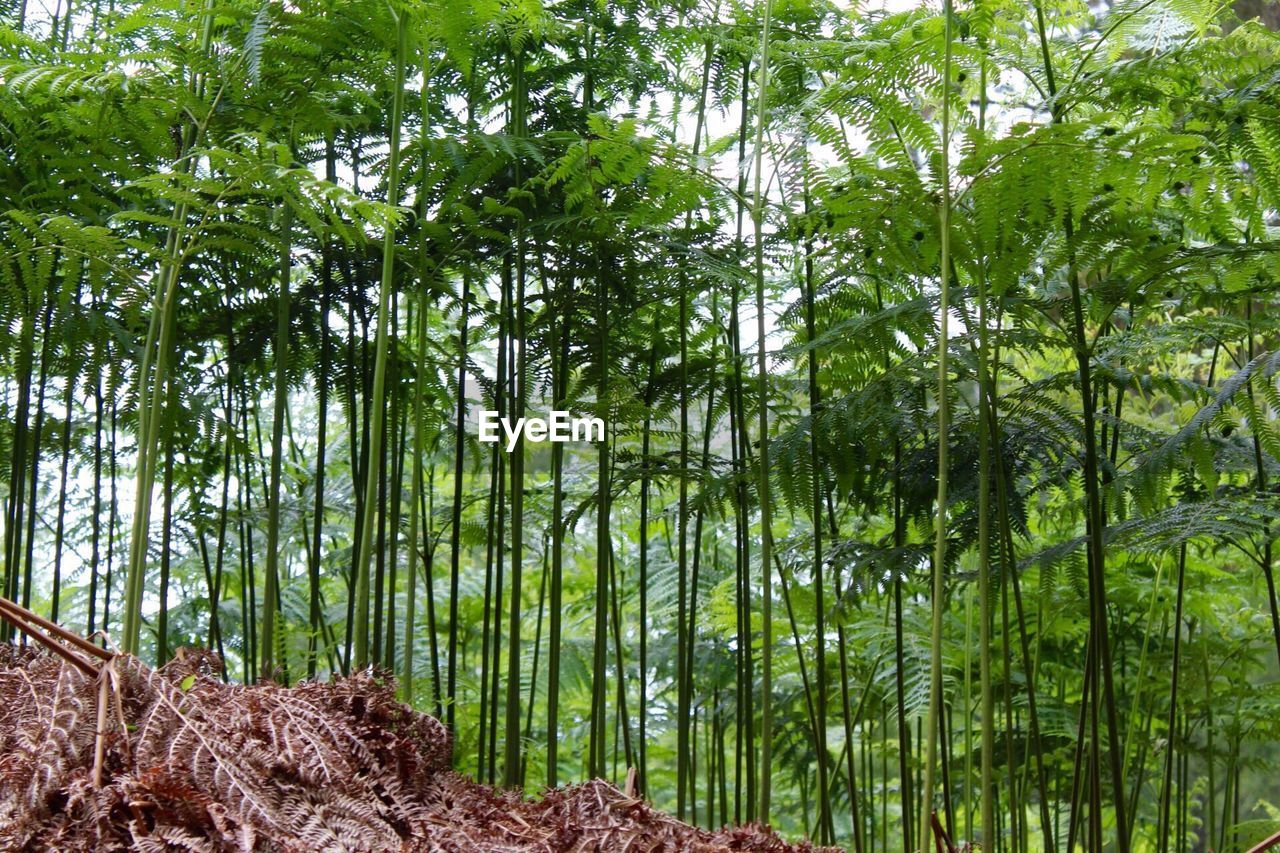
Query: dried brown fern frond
1,645,831,853
0,649,102,845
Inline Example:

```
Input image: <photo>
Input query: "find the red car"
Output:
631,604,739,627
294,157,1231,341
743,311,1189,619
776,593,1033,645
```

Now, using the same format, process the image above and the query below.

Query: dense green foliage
3,0,1280,848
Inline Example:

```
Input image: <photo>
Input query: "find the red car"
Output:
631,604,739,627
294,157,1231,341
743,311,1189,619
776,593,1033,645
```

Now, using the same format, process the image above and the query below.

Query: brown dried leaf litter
0,645,836,852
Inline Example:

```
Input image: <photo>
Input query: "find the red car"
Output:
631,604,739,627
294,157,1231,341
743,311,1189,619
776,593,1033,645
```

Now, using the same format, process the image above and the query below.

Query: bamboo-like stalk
261,197,292,679
404,47,435,704
1245,298,1280,667
917,0,954,841
19,288,54,618
1031,5,1130,842
800,145,834,848
750,0,775,822
1157,542,1188,851
104,399,119,639
546,268,569,786
353,12,407,671
157,385,175,665
403,253,431,703
727,54,755,824
121,0,217,655
50,353,75,625
503,40,529,788
381,295,405,670
972,50,997,853
308,133,336,680
676,32,715,812
638,316,658,796
2,279,39,642
589,263,611,779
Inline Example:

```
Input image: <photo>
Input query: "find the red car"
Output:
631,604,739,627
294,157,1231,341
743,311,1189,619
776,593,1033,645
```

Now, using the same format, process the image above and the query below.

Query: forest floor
0,643,833,852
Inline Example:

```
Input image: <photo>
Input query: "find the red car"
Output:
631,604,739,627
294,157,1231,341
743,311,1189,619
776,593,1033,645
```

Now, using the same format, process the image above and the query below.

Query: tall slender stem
353,13,407,670
750,0,775,822
917,0,954,843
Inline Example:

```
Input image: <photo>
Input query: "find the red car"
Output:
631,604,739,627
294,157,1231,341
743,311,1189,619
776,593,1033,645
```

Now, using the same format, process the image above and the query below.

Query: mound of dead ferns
0,644,832,852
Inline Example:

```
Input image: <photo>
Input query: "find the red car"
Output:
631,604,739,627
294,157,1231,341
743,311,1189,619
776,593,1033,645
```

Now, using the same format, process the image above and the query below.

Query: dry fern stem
0,645,834,852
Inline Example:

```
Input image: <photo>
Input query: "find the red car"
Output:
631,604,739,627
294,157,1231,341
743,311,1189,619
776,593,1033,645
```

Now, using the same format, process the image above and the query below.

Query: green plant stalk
972,311,1055,847
521,542,549,783
121,0,217,655
677,35,714,810
237,391,257,679
262,200,292,679
403,272,430,703
372,295,396,666
157,387,175,664
607,543,634,773
1,316,33,634
881,278,913,851
999,554,1020,849
50,357,76,625
546,271,570,787
308,133,336,679
686,360,718,809
210,293,237,667
729,55,755,824
799,125,833,847
589,269,611,779
503,43,529,788
976,321,995,850
777,555,821,760
447,266,470,719
122,246,179,653
341,239,361,674
971,48,997,853
483,259,511,780
383,303,407,670
1158,542,1187,852
961,584,972,842
1203,643,1215,849
106,403,119,637
353,12,407,671
639,316,659,796
1246,298,1280,667
19,293,54,617
405,48,437,702
1032,5,1130,844
425,468,438,705
18,279,60,621
583,15,611,782
918,0,954,842
87,379,102,637
1124,585,1168,844
750,0,775,823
